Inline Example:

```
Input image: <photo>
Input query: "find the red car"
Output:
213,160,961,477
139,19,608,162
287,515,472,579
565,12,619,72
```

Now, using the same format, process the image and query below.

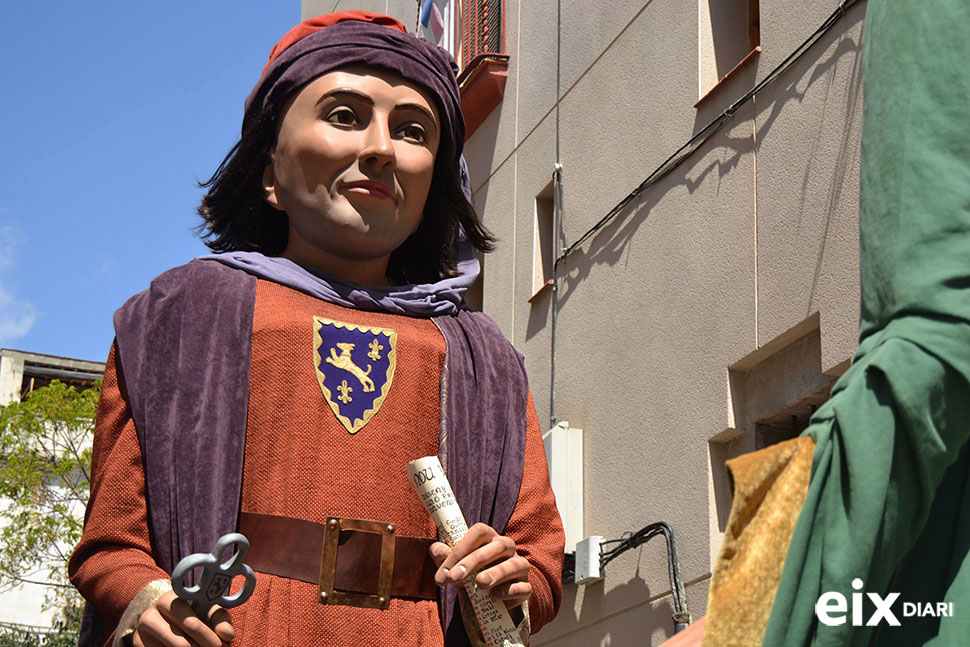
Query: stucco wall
485,3,863,645
304,0,416,22
300,2,865,644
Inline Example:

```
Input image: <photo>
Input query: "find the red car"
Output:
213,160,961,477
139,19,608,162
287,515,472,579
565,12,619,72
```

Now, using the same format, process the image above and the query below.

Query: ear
262,152,285,211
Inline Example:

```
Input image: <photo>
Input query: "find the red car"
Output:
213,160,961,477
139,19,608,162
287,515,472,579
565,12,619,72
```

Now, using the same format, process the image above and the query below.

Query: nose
360,119,395,170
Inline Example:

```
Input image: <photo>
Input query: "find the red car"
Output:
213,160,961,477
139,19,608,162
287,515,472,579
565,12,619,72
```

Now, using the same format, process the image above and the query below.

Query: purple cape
79,257,529,647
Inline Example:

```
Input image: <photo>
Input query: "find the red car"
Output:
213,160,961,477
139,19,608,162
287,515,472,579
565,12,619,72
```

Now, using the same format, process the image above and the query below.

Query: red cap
262,11,408,74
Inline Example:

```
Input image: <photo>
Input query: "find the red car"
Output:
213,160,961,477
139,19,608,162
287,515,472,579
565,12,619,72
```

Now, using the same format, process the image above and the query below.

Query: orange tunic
71,279,563,646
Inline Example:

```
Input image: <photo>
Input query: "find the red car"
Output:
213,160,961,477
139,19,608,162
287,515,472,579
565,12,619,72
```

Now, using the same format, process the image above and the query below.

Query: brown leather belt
239,512,438,609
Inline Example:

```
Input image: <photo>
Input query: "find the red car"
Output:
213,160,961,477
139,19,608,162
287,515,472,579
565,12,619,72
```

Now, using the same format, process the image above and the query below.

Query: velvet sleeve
502,392,565,634
69,343,169,634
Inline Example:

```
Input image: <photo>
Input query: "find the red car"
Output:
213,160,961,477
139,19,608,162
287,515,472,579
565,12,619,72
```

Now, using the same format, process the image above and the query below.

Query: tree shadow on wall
554,4,865,313
536,549,692,646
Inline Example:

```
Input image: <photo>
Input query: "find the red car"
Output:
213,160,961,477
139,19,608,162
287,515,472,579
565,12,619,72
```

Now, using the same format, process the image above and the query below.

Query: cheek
277,128,356,190
397,148,437,201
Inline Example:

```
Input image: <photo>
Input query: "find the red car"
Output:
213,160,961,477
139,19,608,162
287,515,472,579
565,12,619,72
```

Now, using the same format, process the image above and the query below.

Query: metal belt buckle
318,516,396,610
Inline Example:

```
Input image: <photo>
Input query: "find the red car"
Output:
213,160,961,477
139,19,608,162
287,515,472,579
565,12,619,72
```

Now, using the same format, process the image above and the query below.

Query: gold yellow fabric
701,436,815,647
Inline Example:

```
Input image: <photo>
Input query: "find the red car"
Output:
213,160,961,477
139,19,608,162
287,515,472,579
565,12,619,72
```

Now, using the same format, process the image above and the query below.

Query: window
531,183,555,300
418,0,459,58
421,0,510,139
708,318,843,565
698,0,761,102
457,0,506,71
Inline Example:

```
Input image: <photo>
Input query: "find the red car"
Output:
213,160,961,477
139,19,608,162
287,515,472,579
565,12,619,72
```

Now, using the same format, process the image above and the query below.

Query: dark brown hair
196,102,494,285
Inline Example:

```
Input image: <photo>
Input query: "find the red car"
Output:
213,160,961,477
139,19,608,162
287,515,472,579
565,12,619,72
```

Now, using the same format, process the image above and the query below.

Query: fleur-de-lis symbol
337,380,353,404
368,338,384,361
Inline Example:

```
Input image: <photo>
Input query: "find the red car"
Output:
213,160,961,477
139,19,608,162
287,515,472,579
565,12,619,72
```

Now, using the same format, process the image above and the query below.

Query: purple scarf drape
79,257,527,647
201,247,480,318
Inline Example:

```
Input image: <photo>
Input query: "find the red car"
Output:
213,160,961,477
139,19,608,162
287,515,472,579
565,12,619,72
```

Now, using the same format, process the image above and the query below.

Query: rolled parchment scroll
407,456,525,647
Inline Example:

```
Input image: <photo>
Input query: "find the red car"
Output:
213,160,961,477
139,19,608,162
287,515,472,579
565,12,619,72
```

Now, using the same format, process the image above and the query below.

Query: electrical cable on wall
544,1,862,642
553,0,863,272
564,522,691,634
549,0,564,427
548,0,861,424
600,523,690,632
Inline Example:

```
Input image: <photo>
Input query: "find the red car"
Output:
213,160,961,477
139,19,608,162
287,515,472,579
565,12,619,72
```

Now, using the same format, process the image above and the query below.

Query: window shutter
462,0,504,69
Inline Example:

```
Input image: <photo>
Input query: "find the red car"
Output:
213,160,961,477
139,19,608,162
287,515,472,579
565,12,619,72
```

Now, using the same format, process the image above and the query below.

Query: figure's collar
198,245,479,318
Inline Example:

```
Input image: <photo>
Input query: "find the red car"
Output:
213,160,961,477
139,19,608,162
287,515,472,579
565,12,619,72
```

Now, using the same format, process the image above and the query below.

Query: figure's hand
130,591,233,647
430,523,532,608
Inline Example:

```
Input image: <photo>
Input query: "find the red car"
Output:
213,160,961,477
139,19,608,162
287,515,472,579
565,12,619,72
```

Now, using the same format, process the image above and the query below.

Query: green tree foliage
0,603,82,646
0,626,40,647
0,380,99,644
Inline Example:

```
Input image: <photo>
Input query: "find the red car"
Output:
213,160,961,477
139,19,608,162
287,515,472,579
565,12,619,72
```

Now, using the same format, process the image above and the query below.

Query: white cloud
98,256,116,277
0,226,37,347
0,285,36,344
0,226,23,271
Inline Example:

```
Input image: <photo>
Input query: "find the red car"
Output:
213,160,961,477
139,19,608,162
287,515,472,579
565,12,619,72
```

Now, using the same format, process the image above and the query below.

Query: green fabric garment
761,1,970,645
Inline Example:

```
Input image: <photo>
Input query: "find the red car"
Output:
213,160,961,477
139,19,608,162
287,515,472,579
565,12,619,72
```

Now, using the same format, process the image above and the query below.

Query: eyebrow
316,88,439,137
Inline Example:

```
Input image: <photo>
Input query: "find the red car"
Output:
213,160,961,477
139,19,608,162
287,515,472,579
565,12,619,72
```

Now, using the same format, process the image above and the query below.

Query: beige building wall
303,1,865,644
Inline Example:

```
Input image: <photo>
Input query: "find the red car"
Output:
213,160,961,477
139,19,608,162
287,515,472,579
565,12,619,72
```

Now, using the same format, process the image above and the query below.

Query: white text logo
815,578,954,627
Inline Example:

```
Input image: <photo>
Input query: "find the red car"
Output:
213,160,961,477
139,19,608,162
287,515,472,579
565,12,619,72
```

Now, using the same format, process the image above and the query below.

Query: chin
317,237,402,263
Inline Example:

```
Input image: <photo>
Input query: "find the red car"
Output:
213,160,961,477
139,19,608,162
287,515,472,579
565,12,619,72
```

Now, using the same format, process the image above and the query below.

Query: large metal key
171,533,257,622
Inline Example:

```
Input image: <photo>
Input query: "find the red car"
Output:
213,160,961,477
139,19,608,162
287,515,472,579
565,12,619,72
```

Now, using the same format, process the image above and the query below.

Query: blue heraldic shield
312,316,398,434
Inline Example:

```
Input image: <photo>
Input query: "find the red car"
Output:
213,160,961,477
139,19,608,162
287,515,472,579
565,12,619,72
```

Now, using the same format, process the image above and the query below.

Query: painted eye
399,123,427,144
326,108,358,126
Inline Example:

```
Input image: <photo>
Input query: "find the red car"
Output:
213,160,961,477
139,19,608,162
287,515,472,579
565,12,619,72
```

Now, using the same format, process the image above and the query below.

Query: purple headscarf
244,13,465,162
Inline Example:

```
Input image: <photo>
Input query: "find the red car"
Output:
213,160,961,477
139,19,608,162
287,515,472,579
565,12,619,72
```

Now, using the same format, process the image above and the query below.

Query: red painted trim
458,54,510,140
501,0,508,53
527,279,554,304
694,46,761,108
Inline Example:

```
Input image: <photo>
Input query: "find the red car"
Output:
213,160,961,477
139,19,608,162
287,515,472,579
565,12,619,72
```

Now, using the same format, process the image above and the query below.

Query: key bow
171,533,256,621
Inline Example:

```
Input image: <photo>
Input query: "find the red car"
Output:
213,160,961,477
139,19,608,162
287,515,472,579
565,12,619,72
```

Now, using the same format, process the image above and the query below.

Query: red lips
341,180,396,202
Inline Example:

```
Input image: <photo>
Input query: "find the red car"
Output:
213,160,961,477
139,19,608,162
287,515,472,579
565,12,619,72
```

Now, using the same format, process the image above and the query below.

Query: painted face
262,66,440,286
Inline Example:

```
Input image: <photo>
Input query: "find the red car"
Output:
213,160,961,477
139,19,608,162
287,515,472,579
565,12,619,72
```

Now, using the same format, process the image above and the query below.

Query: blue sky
0,1,300,362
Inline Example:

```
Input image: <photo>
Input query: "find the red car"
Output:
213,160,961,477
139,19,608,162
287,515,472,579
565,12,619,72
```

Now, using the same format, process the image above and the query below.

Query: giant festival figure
69,11,565,647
